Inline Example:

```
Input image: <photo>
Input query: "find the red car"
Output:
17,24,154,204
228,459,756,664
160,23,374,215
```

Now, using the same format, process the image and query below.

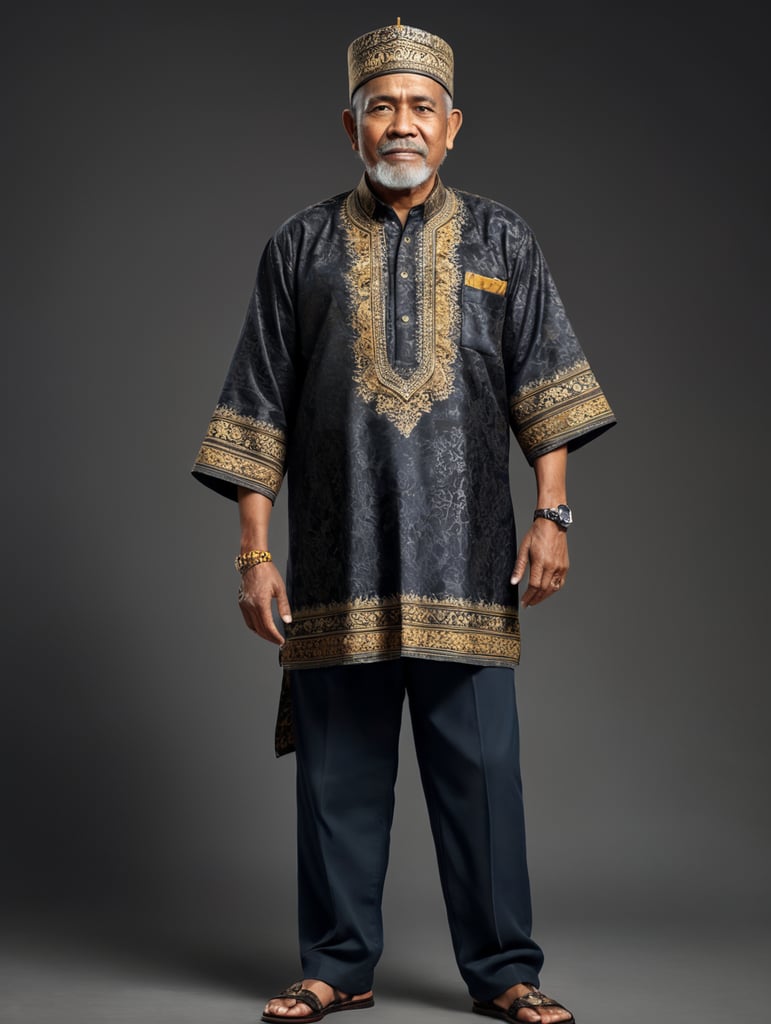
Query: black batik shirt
193,175,617,671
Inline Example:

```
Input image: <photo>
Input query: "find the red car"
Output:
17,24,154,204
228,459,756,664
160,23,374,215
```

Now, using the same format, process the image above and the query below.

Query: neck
365,173,438,225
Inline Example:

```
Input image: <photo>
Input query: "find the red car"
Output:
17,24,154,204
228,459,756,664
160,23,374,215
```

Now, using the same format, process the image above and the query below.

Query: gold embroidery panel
344,188,463,437
280,594,521,668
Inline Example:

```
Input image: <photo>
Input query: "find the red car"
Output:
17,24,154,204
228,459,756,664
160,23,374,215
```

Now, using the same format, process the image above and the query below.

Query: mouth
383,150,424,159
378,145,428,159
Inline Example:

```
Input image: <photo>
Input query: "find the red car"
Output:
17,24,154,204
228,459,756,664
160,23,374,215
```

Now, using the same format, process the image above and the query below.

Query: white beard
364,155,434,190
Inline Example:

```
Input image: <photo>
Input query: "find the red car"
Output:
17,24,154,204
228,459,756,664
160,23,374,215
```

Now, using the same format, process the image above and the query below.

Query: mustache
377,140,429,157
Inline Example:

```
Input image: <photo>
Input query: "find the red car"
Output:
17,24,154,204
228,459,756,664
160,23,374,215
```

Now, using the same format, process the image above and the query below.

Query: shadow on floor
1,908,471,1013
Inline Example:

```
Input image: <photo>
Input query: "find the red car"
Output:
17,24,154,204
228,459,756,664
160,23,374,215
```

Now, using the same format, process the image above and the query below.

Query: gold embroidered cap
347,19,454,100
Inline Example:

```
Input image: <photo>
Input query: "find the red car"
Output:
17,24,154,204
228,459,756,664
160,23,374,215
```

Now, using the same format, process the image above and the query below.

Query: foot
263,979,374,1018
492,983,573,1023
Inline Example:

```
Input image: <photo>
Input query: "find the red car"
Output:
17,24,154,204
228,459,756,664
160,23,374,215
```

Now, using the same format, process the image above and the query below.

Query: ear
445,107,463,151
342,108,359,151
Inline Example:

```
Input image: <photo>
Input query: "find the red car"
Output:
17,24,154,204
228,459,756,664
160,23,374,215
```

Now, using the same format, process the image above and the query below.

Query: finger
255,597,287,644
527,560,545,592
521,581,551,607
238,588,286,645
522,570,568,608
238,596,269,638
549,571,567,593
510,538,531,584
276,587,293,625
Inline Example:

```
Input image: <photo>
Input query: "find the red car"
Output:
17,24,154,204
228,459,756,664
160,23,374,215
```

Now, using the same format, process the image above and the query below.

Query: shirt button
401,314,410,323
400,271,409,279
404,236,411,243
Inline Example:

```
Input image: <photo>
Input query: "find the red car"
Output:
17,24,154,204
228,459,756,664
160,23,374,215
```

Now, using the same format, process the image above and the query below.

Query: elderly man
193,20,615,1024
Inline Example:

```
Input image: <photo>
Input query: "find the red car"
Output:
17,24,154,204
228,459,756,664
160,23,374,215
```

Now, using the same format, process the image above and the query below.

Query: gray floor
2,914,769,1023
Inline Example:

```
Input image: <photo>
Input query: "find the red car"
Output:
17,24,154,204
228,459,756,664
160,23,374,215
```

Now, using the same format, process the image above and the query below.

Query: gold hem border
280,593,520,668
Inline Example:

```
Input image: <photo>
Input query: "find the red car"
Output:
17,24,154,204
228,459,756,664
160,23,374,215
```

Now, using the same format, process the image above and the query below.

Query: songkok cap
347,19,454,100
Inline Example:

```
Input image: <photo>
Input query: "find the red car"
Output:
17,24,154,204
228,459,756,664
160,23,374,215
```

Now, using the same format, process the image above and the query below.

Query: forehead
356,72,448,104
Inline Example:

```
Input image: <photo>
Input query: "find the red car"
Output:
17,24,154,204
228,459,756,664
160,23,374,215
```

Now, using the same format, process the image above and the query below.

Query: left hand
510,518,569,608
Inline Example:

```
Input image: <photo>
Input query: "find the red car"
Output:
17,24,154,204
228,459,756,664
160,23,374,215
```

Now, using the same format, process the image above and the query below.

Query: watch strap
533,504,573,529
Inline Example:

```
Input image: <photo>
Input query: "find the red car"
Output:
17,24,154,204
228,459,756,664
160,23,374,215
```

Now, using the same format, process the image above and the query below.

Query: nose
387,104,417,137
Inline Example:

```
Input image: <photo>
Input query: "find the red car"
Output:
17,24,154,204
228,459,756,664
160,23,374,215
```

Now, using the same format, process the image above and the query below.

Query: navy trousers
290,657,544,1001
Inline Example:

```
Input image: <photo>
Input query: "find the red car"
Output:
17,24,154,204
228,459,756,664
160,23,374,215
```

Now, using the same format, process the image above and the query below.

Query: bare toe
488,983,573,1024
264,997,309,1018
263,980,369,1021
264,995,309,1019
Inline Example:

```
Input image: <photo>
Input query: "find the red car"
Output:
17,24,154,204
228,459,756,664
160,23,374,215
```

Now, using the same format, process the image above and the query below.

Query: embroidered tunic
193,176,616,672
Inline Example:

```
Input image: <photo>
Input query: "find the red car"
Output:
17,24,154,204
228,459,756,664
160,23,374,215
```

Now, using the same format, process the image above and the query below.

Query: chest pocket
460,272,508,357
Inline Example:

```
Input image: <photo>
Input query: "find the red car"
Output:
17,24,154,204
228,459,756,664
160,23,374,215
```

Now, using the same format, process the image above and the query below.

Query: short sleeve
191,235,297,503
504,229,616,463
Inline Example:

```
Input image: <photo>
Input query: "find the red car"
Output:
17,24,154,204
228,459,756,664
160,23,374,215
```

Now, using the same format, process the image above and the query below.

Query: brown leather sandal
472,985,575,1023
261,980,375,1023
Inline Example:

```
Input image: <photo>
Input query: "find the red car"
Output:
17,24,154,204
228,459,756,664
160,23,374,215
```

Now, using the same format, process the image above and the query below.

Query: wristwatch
533,504,573,530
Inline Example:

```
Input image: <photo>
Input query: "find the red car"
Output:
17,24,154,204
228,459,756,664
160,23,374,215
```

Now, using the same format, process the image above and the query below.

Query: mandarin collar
354,174,449,223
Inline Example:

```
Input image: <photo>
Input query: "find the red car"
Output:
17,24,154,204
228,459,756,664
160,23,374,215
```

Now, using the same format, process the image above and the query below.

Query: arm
236,487,292,645
510,445,570,608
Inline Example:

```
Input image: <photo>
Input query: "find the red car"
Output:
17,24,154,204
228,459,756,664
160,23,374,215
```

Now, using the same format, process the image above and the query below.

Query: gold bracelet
234,549,273,574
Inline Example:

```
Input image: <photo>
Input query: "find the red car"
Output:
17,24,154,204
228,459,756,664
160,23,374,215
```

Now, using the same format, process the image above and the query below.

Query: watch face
557,504,573,525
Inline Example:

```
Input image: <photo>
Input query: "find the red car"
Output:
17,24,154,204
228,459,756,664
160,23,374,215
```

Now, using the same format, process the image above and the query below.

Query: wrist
533,503,573,530
535,493,567,508
240,535,270,552
235,549,273,574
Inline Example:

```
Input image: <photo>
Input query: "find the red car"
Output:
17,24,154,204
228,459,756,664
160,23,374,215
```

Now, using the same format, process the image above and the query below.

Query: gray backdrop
2,2,769,1022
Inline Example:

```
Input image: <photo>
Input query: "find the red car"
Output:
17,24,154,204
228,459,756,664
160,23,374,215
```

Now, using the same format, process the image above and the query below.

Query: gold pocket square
464,271,507,296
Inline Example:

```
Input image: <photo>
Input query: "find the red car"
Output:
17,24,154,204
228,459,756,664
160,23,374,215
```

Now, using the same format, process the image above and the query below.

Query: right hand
237,562,292,645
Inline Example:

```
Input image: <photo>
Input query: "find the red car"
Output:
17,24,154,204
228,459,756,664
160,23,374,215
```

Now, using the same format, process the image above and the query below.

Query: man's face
344,73,462,191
